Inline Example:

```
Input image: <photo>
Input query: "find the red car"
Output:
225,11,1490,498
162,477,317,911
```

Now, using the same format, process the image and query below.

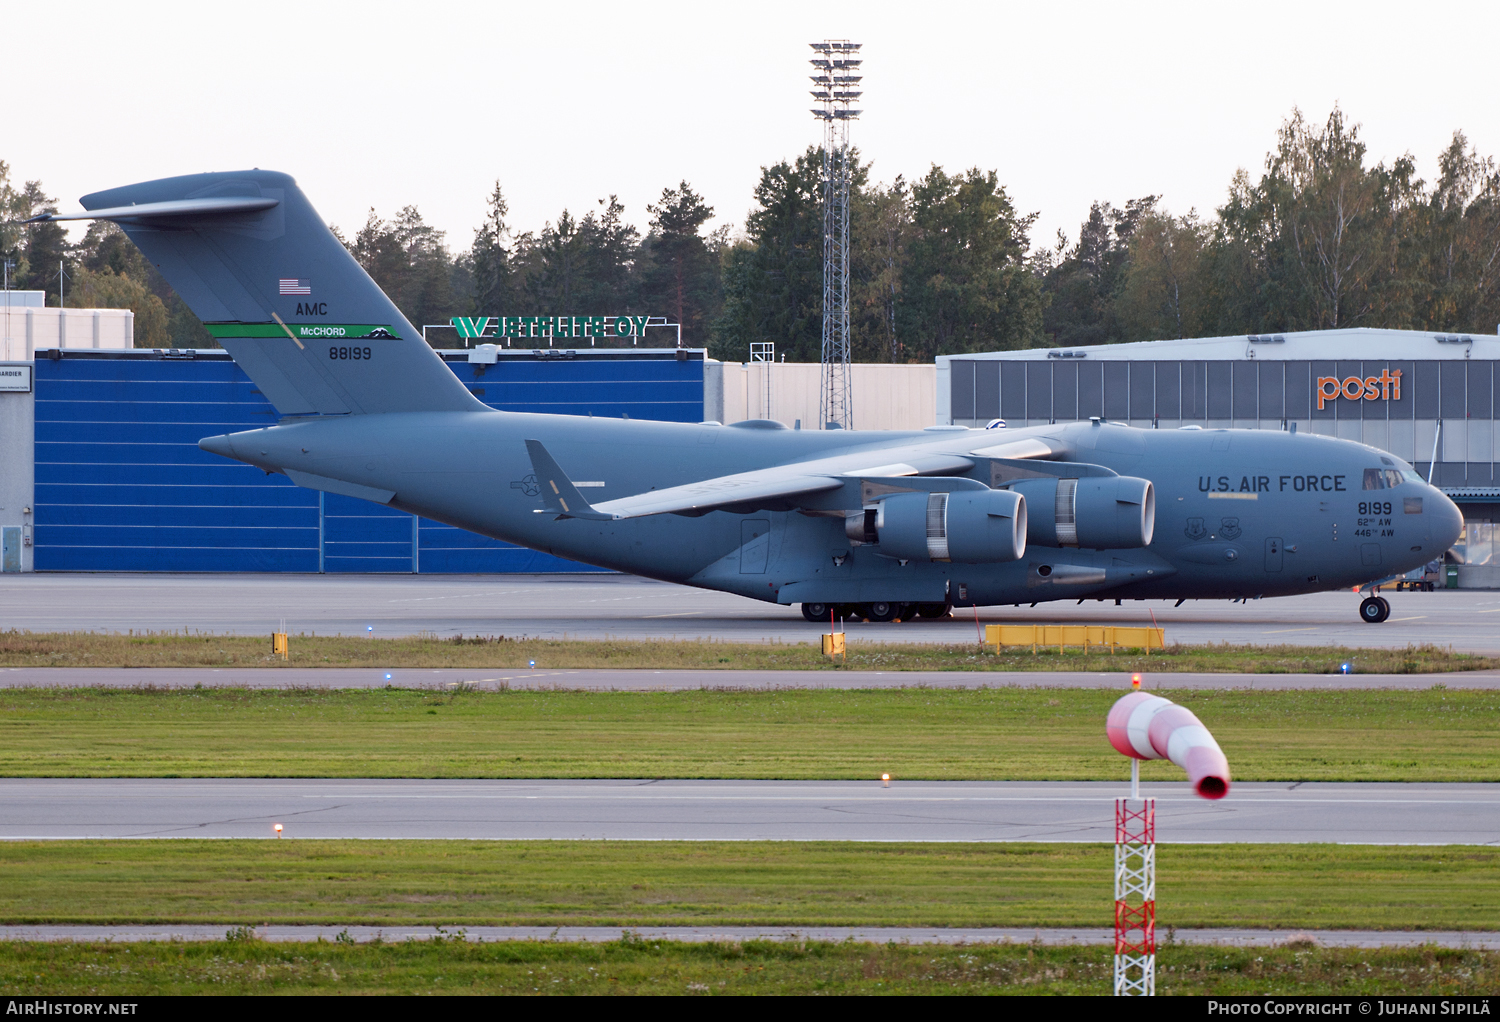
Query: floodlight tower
809,40,861,430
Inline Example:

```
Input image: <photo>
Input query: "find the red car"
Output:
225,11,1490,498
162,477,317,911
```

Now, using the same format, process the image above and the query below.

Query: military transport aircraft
30,170,1464,625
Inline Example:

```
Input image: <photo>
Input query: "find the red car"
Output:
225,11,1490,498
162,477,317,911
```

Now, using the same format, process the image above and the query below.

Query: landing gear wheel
864,601,898,622
916,603,951,619
1359,596,1391,623
801,602,831,623
895,603,918,622
834,603,862,621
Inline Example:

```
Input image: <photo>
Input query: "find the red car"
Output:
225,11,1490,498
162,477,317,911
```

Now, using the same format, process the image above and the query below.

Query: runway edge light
1105,691,1231,800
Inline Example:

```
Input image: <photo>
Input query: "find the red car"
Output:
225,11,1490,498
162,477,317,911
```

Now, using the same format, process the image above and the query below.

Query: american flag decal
279,279,311,295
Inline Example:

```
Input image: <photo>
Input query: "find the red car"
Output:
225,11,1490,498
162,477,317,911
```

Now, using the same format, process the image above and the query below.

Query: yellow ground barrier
984,624,1164,654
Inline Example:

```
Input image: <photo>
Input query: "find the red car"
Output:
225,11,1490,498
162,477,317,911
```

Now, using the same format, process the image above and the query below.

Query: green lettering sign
449,314,665,340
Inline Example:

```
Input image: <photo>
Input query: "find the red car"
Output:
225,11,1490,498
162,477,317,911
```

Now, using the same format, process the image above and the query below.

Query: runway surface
5,667,1498,689
2,573,1495,651
0,924,1492,949
4,780,1495,844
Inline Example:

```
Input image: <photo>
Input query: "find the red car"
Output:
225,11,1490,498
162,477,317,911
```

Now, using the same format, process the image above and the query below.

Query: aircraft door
739,519,770,574
1265,537,1283,572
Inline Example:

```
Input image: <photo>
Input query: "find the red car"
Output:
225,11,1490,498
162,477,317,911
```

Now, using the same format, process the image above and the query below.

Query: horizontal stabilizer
525,440,615,521
25,197,279,223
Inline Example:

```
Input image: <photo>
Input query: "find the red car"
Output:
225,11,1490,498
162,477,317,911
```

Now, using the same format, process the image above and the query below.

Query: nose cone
1429,487,1464,552
199,433,236,459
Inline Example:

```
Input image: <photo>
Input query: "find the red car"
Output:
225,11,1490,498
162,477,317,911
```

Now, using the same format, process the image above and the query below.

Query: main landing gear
800,602,951,623
1359,595,1391,623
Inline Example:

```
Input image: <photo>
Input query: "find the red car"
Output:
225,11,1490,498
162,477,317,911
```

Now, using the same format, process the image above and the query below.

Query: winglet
524,440,615,520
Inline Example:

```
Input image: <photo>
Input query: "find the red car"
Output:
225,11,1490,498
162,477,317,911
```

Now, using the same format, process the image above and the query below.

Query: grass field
2,630,1493,674
1,841,1495,930
1,686,1494,780
4,938,1495,996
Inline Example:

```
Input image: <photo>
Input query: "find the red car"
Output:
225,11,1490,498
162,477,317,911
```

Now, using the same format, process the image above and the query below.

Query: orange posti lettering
1317,370,1401,410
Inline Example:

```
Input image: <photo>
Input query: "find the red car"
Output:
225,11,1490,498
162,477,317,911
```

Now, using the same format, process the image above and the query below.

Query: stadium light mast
809,40,861,430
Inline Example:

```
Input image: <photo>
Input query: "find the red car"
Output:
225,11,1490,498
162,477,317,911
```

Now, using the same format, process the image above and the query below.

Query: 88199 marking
329,346,372,360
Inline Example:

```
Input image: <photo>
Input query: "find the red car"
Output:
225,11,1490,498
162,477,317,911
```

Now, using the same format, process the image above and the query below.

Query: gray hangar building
937,328,1500,587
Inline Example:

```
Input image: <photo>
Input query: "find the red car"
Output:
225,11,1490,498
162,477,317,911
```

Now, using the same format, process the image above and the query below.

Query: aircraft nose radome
199,434,235,458
1431,488,1464,550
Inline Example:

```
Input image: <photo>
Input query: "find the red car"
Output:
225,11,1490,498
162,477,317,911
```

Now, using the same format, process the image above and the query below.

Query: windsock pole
1105,682,1231,995
1115,673,1155,996
1114,792,1156,996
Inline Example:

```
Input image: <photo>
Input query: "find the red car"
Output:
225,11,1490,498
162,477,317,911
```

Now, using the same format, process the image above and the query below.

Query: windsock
1106,692,1231,799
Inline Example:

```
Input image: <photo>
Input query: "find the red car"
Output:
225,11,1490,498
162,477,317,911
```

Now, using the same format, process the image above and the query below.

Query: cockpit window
1365,468,1408,489
1402,470,1423,483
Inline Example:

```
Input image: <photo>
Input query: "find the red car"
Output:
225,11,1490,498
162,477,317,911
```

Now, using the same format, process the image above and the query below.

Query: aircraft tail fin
38,170,482,417
524,440,615,521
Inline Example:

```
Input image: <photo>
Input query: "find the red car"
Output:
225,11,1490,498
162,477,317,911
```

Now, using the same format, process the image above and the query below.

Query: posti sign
1316,369,1402,410
450,315,654,340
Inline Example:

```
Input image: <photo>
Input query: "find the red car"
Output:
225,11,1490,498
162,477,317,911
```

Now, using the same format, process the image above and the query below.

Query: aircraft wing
526,437,1013,521
593,451,979,519
591,468,848,519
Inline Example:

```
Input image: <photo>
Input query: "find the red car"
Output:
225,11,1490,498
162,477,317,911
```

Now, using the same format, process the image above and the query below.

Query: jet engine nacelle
1106,691,1231,799
856,488,1027,563
1008,475,1155,549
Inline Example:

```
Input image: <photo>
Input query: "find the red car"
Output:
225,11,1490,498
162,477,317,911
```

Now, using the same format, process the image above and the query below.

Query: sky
8,0,1499,256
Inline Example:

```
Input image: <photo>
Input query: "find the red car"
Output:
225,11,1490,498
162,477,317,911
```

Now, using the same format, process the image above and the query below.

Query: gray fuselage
202,412,1463,609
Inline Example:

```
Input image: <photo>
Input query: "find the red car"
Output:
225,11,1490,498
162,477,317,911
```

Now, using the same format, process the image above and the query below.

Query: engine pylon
1105,692,1231,799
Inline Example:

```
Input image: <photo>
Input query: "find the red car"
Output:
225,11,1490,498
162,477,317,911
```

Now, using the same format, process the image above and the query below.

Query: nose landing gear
1359,595,1391,623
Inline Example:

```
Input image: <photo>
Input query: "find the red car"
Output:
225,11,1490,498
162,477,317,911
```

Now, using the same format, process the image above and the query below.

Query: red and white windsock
1106,692,1231,799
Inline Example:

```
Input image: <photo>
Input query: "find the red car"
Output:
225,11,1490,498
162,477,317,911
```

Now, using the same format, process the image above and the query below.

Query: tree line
1037,109,1500,348
4,106,1498,358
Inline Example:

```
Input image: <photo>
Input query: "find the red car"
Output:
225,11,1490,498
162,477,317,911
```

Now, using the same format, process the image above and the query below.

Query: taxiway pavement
4,667,1498,689
1,574,1493,651
3,780,1495,844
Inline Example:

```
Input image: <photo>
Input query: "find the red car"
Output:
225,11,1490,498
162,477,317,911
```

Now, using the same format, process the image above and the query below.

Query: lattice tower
1114,796,1157,996
809,40,861,429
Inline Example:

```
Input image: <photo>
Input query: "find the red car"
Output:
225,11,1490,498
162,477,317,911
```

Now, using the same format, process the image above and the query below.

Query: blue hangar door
32,349,705,573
